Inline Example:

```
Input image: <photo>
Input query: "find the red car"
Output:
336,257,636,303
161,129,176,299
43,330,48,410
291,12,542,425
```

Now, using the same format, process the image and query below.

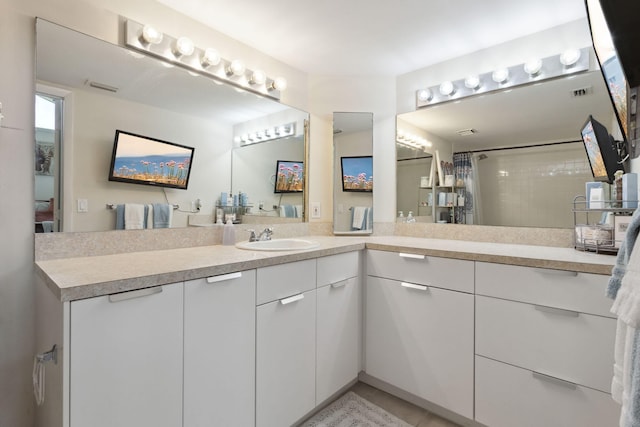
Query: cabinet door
316,277,360,403
69,283,183,427
256,289,316,427
365,276,474,419
184,271,256,427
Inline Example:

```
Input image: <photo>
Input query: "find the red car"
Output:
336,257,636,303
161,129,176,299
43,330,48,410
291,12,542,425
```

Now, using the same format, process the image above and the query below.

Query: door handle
532,371,577,390
206,271,242,283
399,252,425,260
108,286,162,302
280,293,304,305
401,282,429,291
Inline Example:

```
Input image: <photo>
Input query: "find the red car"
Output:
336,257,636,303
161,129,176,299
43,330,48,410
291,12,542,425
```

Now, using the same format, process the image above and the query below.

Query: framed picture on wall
274,160,304,193
35,142,54,176
341,156,373,192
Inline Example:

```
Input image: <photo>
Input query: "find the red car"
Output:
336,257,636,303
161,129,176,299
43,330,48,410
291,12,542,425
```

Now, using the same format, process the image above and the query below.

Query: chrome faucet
247,227,274,242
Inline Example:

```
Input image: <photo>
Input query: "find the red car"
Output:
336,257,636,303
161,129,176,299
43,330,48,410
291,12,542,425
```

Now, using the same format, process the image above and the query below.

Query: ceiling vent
571,86,593,97
86,80,119,93
456,128,477,136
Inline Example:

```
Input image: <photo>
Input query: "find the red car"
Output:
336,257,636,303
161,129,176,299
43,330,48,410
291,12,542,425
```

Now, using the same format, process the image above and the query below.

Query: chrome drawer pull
206,271,242,283
399,252,425,260
532,371,577,390
108,286,162,303
280,293,304,305
534,304,579,317
331,281,347,289
401,282,428,291
535,268,578,277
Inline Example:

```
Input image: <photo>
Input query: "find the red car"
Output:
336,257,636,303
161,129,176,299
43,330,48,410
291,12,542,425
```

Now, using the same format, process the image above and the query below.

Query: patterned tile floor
347,382,463,427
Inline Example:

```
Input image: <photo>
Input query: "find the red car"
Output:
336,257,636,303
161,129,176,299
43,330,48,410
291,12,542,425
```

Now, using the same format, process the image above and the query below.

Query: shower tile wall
477,143,591,228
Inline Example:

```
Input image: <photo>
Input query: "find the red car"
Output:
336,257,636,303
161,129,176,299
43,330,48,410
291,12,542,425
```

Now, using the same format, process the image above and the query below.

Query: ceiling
156,0,588,76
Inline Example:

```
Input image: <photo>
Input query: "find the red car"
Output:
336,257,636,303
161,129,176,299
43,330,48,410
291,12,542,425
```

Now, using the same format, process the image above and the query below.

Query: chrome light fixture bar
125,20,286,100
416,47,590,108
234,122,297,146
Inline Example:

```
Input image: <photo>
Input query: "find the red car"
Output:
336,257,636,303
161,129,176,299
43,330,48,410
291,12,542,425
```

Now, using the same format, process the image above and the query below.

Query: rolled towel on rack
115,204,125,230
124,204,145,230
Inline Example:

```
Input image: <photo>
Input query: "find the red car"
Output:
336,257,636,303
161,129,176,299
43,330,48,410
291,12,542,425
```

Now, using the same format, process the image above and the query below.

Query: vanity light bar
396,131,432,150
416,47,590,108
124,20,286,101
234,122,297,146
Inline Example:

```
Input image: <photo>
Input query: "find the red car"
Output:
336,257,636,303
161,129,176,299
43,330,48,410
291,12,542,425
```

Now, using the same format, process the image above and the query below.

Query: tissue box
623,173,638,208
585,182,611,209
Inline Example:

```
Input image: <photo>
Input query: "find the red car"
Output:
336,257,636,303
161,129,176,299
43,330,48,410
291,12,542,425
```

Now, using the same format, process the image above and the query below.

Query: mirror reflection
396,69,620,228
333,112,374,234
35,19,308,232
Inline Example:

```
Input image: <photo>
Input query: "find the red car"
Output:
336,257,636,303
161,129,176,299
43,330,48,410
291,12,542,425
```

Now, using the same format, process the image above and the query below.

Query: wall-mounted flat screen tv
585,0,629,141
341,156,373,192
274,160,304,193
580,115,623,184
108,130,195,190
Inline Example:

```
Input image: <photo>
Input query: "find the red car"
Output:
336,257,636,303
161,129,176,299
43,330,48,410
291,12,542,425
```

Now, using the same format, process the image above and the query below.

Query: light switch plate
77,199,88,213
311,202,321,219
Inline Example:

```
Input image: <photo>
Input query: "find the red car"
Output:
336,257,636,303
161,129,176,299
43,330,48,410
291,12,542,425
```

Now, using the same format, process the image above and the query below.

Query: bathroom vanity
35,235,619,427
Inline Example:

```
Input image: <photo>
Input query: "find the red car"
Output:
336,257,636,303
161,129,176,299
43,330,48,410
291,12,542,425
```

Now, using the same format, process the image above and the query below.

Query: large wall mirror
333,112,374,234
396,67,622,228
35,19,309,233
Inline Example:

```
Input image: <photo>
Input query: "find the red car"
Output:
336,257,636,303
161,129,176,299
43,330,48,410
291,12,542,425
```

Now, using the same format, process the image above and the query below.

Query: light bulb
270,77,288,91
417,89,432,102
524,58,543,76
464,75,481,90
560,49,581,66
173,36,195,57
492,68,509,84
227,60,246,76
201,48,221,68
439,81,455,96
250,70,267,85
140,25,163,45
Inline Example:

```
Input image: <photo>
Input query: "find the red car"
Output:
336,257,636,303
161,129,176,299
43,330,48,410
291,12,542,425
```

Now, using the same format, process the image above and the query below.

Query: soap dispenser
406,211,416,223
222,218,236,245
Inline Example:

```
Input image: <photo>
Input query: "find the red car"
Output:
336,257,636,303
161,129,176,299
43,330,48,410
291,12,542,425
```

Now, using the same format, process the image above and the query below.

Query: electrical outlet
311,202,321,219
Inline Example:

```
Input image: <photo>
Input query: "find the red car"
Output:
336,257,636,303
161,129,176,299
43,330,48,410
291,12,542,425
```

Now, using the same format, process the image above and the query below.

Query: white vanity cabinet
183,271,256,427
364,250,475,419
474,262,620,427
255,259,317,427
316,251,361,404
69,282,184,427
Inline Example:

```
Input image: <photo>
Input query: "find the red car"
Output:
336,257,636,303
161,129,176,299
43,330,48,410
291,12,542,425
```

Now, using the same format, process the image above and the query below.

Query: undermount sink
236,238,320,251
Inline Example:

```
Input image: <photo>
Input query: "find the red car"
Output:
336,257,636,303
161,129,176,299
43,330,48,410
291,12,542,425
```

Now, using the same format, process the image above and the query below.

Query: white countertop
35,235,616,302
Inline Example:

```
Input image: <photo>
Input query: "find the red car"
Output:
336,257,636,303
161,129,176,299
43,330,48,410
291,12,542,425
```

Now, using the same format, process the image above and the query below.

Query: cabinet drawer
475,262,614,317
475,356,619,427
366,250,473,293
317,251,360,287
257,259,316,305
476,295,615,392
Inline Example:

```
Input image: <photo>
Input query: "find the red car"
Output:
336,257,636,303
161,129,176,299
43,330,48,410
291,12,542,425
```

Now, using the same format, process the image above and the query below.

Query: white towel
146,204,154,229
295,205,303,218
612,239,640,328
124,203,145,230
352,207,366,230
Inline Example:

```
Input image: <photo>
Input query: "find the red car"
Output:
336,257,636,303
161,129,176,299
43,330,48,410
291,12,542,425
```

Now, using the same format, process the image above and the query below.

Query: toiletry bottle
406,211,416,223
614,170,624,208
222,218,236,245
398,211,405,223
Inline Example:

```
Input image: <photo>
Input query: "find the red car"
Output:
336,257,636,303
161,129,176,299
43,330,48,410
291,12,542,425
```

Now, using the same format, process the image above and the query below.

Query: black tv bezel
273,159,304,194
108,129,195,190
580,115,623,184
584,0,629,143
340,155,373,193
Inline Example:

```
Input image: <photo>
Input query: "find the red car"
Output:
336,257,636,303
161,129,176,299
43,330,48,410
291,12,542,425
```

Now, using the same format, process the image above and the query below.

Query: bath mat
300,391,412,427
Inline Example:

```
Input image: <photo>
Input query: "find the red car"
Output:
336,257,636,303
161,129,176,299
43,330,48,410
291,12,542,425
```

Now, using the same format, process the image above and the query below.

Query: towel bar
106,203,179,210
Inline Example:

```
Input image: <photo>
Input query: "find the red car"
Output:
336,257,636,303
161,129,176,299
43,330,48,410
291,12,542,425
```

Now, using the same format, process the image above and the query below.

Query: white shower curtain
454,152,482,225
470,154,483,225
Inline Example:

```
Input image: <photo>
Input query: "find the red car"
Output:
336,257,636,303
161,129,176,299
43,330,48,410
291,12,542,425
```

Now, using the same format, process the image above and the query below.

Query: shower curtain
453,152,482,224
